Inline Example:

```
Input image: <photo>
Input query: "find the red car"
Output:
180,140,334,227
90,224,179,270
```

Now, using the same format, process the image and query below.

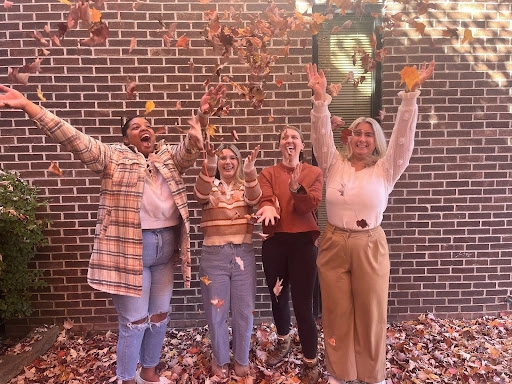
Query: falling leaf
129,37,137,53
176,34,190,48
63,318,74,330
58,0,71,5
32,31,49,46
268,115,274,122
399,65,419,92
376,109,386,121
442,27,458,38
235,256,244,271
210,297,224,308
175,100,182,110
90,8,102,23
205,124,217,138
126,78,136,100
7,67,30,85
145,100,155,115
330,115,345,131
461,29,474,44
356,219,368,229
275,79,283,87
36,88,46,101
328,83,341,97
273,277,283,299
41,48,51,56
415,22,426,36
231,130,239,141
3,0,14,9
48,161,63,176
340,128,352,145
200,276,211,285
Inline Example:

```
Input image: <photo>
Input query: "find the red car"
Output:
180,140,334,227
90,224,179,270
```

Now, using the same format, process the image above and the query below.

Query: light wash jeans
111,226,176,381
200,243,256,366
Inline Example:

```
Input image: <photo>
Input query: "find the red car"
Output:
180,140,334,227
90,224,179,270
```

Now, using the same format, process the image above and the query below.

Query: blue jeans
111,226,176,381
200,243,256,366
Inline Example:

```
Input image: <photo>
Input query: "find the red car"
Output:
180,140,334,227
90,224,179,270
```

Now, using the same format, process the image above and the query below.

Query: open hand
305,63,327,99
244,145,260,171
200,83,227,115
256,205,280,226
0,85,29,110
410,60,436,92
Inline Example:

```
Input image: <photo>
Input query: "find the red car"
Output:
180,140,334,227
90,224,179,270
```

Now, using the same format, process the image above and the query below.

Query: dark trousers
262,232,318,359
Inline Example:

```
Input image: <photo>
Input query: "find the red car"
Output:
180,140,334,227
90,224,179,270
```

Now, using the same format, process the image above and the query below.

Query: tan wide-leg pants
317,223,389,383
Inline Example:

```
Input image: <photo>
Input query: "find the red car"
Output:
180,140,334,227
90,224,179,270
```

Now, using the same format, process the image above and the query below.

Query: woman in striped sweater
193,143,261,379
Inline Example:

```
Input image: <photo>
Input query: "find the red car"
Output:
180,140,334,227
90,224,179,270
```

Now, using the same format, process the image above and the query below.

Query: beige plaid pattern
33,108,199,296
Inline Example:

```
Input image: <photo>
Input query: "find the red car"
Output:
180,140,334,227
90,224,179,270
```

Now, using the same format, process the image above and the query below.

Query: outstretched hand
200,83,227,115
0,85,28,110
244,145,260,171
305,63,327,100
0,85,42,118
410,61,436,92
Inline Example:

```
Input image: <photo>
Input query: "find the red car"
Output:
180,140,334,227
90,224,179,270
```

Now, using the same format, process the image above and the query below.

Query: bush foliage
0,170,48,322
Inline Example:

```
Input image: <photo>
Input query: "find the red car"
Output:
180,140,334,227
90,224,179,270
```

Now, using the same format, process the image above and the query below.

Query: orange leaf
145,100,155,115
129,37,137,53
200,276,211,285
415,22,426,36
36,88,46,102
461,29,474,44
176,34,189,49
210,297,224,308
399,65,419,92
275,79,283,88
90,9,102,23
48,161,63,176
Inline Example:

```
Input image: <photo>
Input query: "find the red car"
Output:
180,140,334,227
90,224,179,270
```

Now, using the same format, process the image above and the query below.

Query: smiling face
349,121,376,162
123,117,155,157
279,127,304,162
217,148,239,184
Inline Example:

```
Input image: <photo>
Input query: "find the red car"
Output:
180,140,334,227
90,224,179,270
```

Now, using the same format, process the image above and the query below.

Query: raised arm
193,141,217,205
243,145,262,206
305,63,338,176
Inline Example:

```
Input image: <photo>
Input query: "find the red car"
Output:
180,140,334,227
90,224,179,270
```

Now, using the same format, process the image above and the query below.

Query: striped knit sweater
194,159,262,246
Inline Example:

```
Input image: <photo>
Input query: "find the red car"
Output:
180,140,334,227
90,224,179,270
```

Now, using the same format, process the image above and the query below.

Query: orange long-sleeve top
257,162,324,242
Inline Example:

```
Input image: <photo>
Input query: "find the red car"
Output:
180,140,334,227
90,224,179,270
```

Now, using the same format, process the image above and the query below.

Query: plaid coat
33,108,199,296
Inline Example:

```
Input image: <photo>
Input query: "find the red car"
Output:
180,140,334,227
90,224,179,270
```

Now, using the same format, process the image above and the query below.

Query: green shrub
0,169,48,322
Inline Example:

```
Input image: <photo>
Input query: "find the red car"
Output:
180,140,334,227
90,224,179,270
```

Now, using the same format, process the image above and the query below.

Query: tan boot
299,357,320,384
266,334,291,366
234,360,249,377
211,359,228,379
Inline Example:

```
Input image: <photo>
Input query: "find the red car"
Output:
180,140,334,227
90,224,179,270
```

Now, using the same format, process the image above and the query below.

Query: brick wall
1,0,511,336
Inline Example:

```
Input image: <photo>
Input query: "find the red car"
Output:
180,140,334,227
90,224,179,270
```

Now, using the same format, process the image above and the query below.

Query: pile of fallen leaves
3,312,512,383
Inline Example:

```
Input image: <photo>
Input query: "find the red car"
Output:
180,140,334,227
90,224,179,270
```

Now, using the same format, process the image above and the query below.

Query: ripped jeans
111,226,176,381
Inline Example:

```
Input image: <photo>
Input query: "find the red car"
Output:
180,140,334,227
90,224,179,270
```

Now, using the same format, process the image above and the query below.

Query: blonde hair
215,143,244,184
341,117,387,166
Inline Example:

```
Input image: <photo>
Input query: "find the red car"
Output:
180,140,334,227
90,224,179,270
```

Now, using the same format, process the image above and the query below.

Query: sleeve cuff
398,90,420,108
310,94,332,113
